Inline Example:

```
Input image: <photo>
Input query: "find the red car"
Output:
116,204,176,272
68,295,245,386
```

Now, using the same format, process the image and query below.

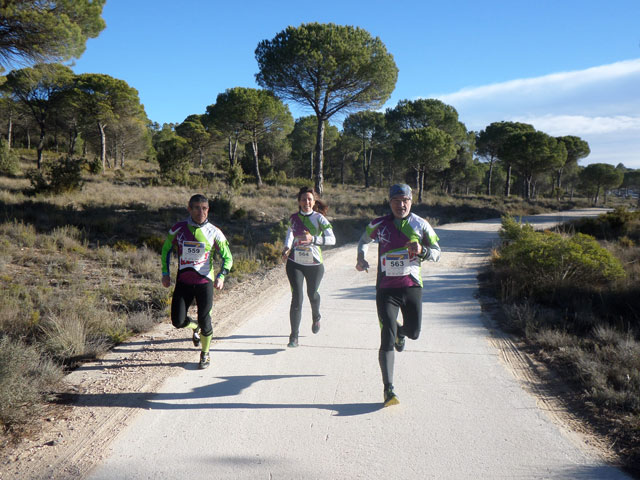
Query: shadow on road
56,373,382,417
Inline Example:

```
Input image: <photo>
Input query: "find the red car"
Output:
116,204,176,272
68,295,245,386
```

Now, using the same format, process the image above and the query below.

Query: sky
71,0,640,169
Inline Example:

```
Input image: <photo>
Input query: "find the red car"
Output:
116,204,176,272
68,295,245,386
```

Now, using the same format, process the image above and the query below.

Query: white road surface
86,210,631,480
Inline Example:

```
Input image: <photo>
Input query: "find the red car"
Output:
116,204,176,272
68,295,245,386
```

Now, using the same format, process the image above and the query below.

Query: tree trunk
251,134,262,187
314,118,325,195
486,157,494,195
98,121,107,172
36,121,45,169
120,139,126,168
418,167,425,203
6,114,12,149
309,150,313,180
556,168,563,189
26,128,31,150
504,163,512,197
228,135,239,166
68,126,77,156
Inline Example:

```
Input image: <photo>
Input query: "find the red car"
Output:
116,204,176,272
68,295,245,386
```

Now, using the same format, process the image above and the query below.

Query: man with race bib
356,184,441,406
161,194,233,369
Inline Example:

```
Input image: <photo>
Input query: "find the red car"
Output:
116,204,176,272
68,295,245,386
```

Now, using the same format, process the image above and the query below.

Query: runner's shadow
209,348,285,356
218,334,288,341
58,374,383,417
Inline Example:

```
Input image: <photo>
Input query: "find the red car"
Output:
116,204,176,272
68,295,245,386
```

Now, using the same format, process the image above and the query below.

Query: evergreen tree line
2,66,638,203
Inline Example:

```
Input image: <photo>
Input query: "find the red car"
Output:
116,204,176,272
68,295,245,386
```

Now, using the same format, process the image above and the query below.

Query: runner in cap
356,184,441,406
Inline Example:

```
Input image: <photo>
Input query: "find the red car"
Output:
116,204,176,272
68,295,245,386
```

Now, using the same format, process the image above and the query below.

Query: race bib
182,240,206,263
294,246,314,264
384,251,411,276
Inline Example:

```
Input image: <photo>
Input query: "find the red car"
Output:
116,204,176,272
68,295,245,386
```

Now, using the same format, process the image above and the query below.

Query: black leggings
285,260,324,338
376,286,423,386
171,281,214,336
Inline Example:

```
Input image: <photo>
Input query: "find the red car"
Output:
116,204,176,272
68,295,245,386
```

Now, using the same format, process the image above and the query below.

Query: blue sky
72,0,640,168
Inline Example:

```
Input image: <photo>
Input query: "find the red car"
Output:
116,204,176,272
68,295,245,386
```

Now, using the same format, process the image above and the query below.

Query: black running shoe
287,336,299,348
198,351,210,369
312,318,321,334
192,326,201,347
383,385,399,407
394,335,405,352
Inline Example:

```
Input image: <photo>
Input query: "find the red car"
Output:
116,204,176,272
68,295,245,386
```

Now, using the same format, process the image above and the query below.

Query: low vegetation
489,208,640,474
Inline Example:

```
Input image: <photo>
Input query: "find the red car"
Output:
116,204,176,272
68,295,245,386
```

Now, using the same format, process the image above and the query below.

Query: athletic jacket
284,210,336,265
357,212,440,288
161,217,233,285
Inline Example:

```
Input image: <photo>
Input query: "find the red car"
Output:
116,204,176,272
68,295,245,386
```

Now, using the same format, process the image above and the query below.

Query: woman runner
281,187,336,347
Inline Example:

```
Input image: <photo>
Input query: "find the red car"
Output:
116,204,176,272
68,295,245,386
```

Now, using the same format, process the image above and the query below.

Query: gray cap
389,183,412,199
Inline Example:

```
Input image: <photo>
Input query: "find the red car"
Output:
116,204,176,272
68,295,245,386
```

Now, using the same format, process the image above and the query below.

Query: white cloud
426,58,640,169
511,114,640,136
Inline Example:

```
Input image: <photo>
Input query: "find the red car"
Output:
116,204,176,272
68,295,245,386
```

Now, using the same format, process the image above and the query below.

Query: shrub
573,207,640,241
26,157,85,194
227,162,244,190
156,136,192,186
265,170,288,186
229,256,261,280
210,195,232,222
0,139,19,175
260,241,284,266
39,313,87,360
140,234,165,253
494,216,626,299
85,157,103,174
0,336,63,434
232,207,247,220
269,217,290,243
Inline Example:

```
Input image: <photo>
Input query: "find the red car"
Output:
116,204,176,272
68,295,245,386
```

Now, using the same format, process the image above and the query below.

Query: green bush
573,207,640,241
264,170,288,186
227,162,244,190
26,157,85,194
495,216,626,299
0,139,19,175
85,157,103,174
210,195,233,222
269,217,290,243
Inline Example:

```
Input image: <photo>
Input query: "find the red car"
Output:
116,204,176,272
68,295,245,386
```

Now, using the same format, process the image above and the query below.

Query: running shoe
394,335,405,352
312,317,321,334
198,351,210,369
192,326,201,347
383,385,399,407
287,336,299,348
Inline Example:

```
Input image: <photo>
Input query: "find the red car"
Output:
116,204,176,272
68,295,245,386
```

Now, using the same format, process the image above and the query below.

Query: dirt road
6,209,632,479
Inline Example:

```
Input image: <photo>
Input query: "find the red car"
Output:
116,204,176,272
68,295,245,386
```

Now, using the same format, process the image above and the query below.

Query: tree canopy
206,87,293,187
500,130,567,200
0,0,106,69
3,63,74,167
394,126,456,201
255,22,397,194
476,121,536,196
579,163,624,205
